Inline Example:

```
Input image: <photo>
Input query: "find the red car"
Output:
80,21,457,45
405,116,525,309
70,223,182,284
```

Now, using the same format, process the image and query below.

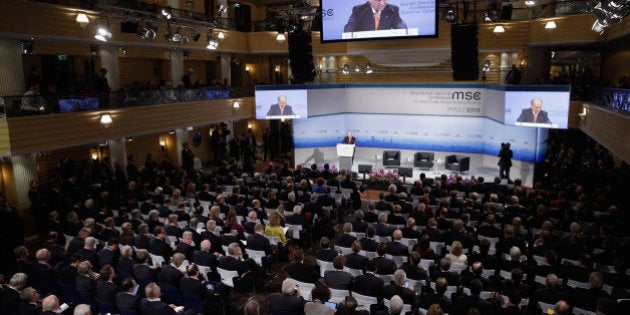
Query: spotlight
354,64,361,72
217,4,227,13
545,21,557,31
217,31,225,42
100,114,113,128
233,100,240,111
482,60,491,72
206,33,218,50
525,0,536,6
172,27,183,42
483,10,499,22
94,24,112,42
138,24,157,40
365,64,373,74
342,63,350,74
493,25,505,34
21,40,34,54
161,6,172,20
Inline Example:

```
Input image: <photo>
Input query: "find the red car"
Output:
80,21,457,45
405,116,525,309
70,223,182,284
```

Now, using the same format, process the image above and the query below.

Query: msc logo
452,91,482,101
322,9,334,17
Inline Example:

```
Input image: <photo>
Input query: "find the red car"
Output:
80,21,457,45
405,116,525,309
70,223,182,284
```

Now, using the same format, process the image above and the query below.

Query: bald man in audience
40,295,61,315
386,230,409,256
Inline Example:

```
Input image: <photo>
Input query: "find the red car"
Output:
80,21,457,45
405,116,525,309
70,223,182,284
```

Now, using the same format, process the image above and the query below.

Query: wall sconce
354,64,361,72
90,148,98,161
578,106,588,117
342,63,350,74
276,32,286,44
233,100,240,112
217,31,225,42
493,25,505,35
275,65,280,73
365,64,373,74
247,123,252,130
159,137,166,151
245,66,250,75
76,13,89,29
545,21,557,32
100,113,113,128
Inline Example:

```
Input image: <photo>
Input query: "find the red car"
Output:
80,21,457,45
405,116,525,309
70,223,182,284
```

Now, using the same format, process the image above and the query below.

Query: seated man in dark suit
141,282,195,315
430,257,460,286
400,252,429,282
386,229,410,256
371,242,397,276
352,210,369,233
149,226,174,262
352,260,385,299
315,237,338,262
460,262,494,291
174,231,196,262
268,278,306,314
158,253,186,286
283,249,320,284
40,295,63,315
75,261,97,296
116,277,141,314
360,224,379,252
3,273,28,315
419,277,452,313
132,250,158,283
193,240,220,270
516,97,551,124
571,271,611,311
375,213,393,237
451,278,496,315
533,273,571,305
337,223,358,248
97,238,120,268
387,205,407,226
421,218,444,242
324,255,353,290
95,264,121,304
383,270,419,311
401,217,420,240
375,193,393,211
218,242,261,290
345,240,369,271
246,223,273,255
243,211,259,235
18,287,41,315
179,265,213,305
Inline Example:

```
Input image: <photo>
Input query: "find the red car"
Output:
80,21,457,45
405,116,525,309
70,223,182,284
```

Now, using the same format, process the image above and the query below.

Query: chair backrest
566,279,590,290
538,301,555,314
343,267,364,277
419,259,434,269
400,238,418,251
57,281,81,305
96,298,118,314
385,254,408,267
329,288,349,304
294,280,315,300
429,241,444,254
264,235,281,245
334,245,353,255
351,291,378,312
285,224,302,239
245,248,266,267
572,306,593,315
217,267,239,287
378,274,395,285
149,253,165,267
359,250,377,259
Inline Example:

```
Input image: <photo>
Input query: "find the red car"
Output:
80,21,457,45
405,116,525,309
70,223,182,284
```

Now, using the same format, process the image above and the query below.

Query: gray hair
182,231,193,239
281,278,297,295
73,304,92,315
84,236,96,247
200,240,211,251
546,274,559,288
148,209,160,219
389,295,404,314
206,220,217,231
509,246,521,260
171,253,185,266
20,287,37,302
378,213,388,224
10,273,27,287
227,243,241,256
393,269,407,286
355,210,364,220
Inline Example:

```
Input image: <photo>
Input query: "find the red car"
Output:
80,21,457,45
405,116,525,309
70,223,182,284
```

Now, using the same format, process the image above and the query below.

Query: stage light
100,114,113,128
366,64,373,74
482,60,491,72
217,4,228,13
94,23,112,42
342,64,350,74
525,0,536,7
76,13,89,29
545,21,557,31
161,6,172,20
354,64,361,72
276,32,286,44
206,33,218,50
138,24,157,40
446,10,456,23
217,31,225,42
493,25,505,34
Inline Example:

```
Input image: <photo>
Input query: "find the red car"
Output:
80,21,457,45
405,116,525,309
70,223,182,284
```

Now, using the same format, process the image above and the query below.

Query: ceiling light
365,64,373,74
545,21,557,31
76,13,89,29
217,31,225,42
354,64,361,72
592,19,606,34
493,25,506,34
172,27,183,42
342,63,350,74
233,100,240,112
276,32,286,44
525,0,536,6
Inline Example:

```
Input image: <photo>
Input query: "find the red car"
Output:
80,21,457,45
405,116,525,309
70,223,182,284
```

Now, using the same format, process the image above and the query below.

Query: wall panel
579,104,630,163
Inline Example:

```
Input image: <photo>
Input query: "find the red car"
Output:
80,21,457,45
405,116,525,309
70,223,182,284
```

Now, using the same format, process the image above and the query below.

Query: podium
337,144,355,171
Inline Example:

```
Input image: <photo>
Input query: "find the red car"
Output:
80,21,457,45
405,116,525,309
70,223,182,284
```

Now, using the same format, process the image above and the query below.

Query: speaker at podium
337,144,355,171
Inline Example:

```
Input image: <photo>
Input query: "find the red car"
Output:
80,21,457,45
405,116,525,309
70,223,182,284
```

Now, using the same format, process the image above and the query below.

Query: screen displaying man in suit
516,97,551,124
344,0,408,33
266,95,296,117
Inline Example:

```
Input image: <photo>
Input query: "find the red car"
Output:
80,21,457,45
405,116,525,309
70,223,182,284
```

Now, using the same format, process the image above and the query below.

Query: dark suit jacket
345,252,369,271
158,264,183,286
246,233,272,255
116,292,140,313
18,302,41,315
149,237,173,261
193,251,218,269
268,293,306,314
174,242,195,262
266,104,295,116
95,280,120,303
342,136,356,144
360,238,378,252
75,275,96,295
140,298,176,315
324,270,353,290
372,256,397,275
337,233,358,248
66,237,85,256
98,247,119,268
386,241,409,256
400,263,428,281
132,263,157,282
180,276,212,301
343,2,407,32
516,108,551,124
315,248,338,262
383,284,419,309
352,273,385,298
1,287,21,315
218,256,251,276
118,257,136,274
284,261,320,284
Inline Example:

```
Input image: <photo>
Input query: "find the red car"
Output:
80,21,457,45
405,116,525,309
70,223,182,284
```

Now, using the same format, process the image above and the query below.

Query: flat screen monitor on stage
398,167,413,178
358,164,373,174
503,87,571,129
255,87,308,120
320,0,438,43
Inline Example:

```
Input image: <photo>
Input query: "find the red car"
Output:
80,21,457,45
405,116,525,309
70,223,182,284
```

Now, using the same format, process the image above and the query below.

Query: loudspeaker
120,22,139,33
451,24,479,81
288,31,316,84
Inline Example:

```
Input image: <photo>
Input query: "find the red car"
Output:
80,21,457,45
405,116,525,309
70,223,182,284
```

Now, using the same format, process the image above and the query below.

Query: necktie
280,107,284,115
374,11,380,30
533,112,538,123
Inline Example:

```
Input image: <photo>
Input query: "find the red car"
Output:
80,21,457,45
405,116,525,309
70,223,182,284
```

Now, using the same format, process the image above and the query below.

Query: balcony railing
592,87,630,113
0,86,254,117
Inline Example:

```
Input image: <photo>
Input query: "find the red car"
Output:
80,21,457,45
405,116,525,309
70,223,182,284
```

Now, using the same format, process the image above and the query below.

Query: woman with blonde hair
264,213,287,245
445,240,468,265
209,205,224,226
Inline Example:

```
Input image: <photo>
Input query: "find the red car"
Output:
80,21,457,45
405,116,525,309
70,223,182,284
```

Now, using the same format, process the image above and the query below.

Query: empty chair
383,150,401,166
414,152,435,169
445,155,470,173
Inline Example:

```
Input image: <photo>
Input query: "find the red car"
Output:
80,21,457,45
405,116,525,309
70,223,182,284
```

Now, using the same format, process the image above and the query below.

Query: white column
320,56,337,84
500,52,519,84
99,45,120,91
220,53,231,86
171,50,184,87
108,138,127,177
11,154,38,209
0,38,25,95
